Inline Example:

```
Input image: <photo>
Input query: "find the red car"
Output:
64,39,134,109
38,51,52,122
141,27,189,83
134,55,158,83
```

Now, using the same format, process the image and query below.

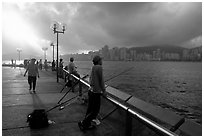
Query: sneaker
78,121,86,132
87,125,96,130
33,90,36,93
29,89,32,94
92,118,101,125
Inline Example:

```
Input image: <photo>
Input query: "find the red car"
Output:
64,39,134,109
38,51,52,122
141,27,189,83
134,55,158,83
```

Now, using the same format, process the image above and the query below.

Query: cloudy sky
2,2,202,60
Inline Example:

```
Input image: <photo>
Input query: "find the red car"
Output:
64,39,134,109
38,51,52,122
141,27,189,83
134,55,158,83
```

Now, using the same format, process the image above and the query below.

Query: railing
62,68,177,136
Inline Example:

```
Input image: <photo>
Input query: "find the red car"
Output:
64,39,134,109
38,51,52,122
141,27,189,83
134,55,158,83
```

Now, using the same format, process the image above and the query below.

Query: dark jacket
89,65,105,94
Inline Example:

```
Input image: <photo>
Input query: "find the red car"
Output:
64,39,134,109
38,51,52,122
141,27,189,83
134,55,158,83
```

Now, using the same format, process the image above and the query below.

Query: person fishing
24,58,40,93
67,57,81,92
78,55,106,131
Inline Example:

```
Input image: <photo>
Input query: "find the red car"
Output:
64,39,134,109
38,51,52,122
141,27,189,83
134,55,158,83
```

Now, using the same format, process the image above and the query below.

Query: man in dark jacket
78,55,106,131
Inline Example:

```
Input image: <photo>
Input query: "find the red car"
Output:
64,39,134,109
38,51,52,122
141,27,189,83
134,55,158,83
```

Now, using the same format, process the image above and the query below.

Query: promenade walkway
2,67,116,136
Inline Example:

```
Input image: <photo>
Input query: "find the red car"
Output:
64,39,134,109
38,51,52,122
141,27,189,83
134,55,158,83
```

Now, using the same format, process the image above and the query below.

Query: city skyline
62,45,202,62
2,2,202,61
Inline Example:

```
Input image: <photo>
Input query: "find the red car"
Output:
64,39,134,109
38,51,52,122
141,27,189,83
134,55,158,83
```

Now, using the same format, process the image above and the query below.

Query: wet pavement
2,67,117,136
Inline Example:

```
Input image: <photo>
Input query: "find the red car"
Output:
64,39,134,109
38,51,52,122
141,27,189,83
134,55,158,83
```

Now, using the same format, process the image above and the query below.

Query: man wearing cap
24,58,40,93
78,55,106,131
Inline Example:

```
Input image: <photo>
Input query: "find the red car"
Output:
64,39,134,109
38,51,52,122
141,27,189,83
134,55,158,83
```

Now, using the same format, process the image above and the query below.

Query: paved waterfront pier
2,67,116,136
3,66,201,136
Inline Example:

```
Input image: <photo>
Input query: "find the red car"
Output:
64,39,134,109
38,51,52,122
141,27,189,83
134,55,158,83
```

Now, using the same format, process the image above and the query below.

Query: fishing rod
46,74,89,113
104,67,134,83
58,66,134,110
57,74,89,104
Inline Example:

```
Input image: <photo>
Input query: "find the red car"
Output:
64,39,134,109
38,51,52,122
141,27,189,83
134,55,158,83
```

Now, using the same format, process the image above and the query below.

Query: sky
2,2,202,60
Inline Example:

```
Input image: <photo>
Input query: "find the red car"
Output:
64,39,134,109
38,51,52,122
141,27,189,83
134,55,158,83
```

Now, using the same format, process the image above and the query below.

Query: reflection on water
3,60,24,65
74,61,202,124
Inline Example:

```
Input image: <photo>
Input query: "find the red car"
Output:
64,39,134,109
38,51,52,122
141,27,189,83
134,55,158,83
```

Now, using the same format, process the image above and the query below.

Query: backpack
27,109,49,129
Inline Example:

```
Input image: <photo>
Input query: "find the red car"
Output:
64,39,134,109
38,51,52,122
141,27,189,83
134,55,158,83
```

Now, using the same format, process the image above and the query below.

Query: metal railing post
126,110,132,135
79,81,82,96
64,72,67,82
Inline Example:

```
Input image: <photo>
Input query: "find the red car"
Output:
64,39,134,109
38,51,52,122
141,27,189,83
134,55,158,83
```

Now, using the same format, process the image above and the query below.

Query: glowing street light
50,21,66,82
42,47,48,60
50,42,55,61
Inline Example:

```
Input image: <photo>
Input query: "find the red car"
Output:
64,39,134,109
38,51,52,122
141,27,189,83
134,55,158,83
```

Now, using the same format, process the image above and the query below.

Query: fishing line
58,67,134,111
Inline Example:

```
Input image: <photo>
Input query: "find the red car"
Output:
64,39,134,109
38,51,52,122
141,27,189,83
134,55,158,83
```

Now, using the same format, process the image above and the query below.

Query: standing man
39,59,42,70
59,58,64,78
52,60,56,71
44,59,48,71
68,57,81,93
24,58,40,93
78,55,106,131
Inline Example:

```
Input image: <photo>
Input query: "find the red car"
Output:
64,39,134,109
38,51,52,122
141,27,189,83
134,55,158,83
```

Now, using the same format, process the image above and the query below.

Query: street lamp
42,47,48,60
51,21,66,82
16,48,22,62
50,42,55,61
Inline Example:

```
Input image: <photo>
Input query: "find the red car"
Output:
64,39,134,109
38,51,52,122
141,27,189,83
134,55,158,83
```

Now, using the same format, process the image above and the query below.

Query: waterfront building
112,47,120,61
119,47,127,61
152,51,156,60
156,49,161,61
101,45,110,60
130,49,137,61
182,49,190,61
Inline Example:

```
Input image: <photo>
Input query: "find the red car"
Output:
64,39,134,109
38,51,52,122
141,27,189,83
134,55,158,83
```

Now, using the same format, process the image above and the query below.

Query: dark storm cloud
2,2,202,57
67,2,202,49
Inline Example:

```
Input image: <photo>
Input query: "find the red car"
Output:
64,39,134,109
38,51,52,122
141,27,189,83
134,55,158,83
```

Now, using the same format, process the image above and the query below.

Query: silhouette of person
59,58,64,78
52,60,56,71
44,59,48,71
68,57,81,93
24,58,40,93
78,55,106,131
39,59,42,70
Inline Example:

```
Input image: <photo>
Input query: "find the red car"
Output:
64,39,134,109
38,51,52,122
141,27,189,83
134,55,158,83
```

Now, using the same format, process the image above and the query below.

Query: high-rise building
182,49,189,61
119,47,127,61
101,45,110,60
130,49,137,61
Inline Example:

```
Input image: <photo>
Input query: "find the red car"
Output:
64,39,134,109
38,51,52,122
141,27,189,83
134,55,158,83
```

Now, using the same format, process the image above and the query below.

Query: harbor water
70,61,202,124
2,60,202,124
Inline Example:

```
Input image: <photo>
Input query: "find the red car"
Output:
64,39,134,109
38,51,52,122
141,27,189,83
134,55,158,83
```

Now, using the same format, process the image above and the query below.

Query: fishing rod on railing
57,73,89,104
58,66,134,105
58,66,134,110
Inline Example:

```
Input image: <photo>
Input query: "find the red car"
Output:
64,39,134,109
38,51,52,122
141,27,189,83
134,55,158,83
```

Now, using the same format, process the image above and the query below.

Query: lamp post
50,42,55,61
51,21,66,83
16,48,22,62
42,47,48,60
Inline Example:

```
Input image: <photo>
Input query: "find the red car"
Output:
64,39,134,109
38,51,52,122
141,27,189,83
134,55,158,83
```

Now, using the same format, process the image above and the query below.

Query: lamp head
51,21,59,32
61,23,67,32
50,42,54,46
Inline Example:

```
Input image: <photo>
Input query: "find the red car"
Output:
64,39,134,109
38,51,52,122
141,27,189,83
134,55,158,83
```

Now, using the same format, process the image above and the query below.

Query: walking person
39,59,42,70
78,55,106,131
44,59,48,71
24,58,40,93
52,60,56,71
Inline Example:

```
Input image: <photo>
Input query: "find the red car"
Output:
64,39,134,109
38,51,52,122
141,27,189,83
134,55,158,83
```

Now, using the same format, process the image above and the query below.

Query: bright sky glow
2,7,51,58
2,2,202,61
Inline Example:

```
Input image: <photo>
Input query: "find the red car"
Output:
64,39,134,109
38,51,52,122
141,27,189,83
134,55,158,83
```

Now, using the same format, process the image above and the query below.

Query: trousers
28,76,37,90
82,91,101,128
